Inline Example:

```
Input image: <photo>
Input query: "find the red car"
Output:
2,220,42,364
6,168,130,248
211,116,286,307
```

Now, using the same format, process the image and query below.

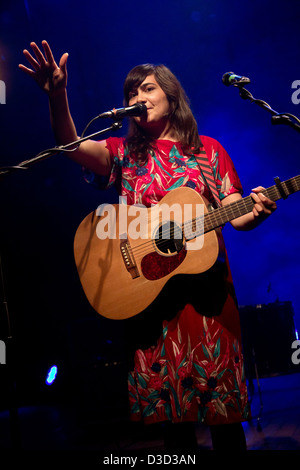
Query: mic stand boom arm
236,85,300,134
0,120,122,177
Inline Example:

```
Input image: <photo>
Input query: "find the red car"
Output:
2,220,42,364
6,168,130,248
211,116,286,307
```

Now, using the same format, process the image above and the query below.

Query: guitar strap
193,145,221,208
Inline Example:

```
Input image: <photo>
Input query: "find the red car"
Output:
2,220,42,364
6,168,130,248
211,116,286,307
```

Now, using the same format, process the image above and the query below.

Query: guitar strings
127,195,251,257
128,194,254,257
117,178,300,258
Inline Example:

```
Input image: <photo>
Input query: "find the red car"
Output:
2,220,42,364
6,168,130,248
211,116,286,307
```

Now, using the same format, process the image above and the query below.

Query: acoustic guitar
74,175,299,320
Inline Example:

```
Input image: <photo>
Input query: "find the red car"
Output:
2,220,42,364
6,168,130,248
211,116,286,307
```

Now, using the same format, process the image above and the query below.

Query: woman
19,41,276,451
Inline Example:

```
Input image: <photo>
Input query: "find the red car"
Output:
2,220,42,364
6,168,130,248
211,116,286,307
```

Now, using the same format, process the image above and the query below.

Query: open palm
19,40,68,96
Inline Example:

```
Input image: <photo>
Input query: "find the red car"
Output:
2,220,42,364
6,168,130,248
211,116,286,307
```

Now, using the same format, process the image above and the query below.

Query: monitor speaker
239,301,298,378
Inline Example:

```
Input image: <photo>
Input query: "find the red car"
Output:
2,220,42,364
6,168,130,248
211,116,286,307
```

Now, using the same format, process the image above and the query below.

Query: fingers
19,41,60,72
30,41,47,66
251,189,277,217
59,52,69,74
19,40,68,94
41,40,57,67
251,186,265,193
20,46,41,71
18,63,35,77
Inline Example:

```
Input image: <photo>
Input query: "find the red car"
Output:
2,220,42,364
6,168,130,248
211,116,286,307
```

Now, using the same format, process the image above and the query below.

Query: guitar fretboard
184,175,300,239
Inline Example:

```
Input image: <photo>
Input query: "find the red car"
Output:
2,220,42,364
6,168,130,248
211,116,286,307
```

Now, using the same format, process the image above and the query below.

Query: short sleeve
82,136,124,190
200,135,243,200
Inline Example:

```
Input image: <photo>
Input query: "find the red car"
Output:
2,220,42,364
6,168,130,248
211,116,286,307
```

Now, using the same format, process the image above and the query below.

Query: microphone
98,103,147,120
222,72,250,87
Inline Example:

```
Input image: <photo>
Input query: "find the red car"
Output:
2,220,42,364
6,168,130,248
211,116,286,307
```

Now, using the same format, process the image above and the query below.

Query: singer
19,41,276,451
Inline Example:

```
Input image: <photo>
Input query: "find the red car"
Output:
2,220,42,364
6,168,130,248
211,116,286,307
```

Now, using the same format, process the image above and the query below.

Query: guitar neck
204,175,300,232
184,175,300,239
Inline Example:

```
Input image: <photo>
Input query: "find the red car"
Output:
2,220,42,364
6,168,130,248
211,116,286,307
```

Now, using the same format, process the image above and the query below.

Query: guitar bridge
120,237,140,279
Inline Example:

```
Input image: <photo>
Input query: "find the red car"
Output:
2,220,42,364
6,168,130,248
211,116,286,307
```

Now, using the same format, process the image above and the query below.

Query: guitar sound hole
153,221,184,255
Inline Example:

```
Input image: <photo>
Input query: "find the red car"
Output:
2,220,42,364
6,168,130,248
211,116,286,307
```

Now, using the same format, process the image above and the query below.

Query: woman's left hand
251,186,277,221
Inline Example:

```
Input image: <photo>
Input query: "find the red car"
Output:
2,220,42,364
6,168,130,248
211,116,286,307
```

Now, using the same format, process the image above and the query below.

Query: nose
128,88,147,105
136,89,147,103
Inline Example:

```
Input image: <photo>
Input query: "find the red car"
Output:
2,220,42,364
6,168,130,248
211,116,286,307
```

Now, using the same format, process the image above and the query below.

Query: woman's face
128,74,170,131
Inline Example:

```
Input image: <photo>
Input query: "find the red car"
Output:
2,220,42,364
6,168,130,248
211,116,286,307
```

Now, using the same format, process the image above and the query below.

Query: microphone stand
231,83,300,431
0,121,122,177
0,119,122,449
235,85,300,134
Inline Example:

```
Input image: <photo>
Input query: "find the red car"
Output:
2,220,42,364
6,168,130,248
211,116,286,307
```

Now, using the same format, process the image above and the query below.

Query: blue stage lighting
46,366,58,385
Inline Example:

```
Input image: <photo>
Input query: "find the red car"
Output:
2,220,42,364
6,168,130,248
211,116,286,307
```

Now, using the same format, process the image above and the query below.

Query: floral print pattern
128,307,250,425
84,136,243,208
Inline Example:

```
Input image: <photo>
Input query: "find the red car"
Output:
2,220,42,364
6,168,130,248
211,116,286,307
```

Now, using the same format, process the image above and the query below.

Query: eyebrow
140,82,156,88
128,82,157,96
130,82,156,92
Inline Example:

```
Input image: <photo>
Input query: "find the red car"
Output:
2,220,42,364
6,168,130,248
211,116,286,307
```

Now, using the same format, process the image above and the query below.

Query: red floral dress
85,135,250,426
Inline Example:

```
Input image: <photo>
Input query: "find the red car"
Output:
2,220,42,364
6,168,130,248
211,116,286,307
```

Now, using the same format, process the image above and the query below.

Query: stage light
46,365,58,385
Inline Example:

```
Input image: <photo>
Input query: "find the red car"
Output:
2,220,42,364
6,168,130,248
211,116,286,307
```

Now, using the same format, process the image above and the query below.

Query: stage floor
1,372,300,452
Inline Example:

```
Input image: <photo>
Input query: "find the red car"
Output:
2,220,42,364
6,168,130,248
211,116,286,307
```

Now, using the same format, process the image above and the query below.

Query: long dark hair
123,64,202,163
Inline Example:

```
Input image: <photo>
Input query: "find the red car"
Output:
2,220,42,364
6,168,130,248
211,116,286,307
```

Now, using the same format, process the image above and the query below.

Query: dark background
0,0,299,414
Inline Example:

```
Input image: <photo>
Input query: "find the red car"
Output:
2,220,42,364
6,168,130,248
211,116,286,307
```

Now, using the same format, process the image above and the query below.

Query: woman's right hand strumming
19,40,68,97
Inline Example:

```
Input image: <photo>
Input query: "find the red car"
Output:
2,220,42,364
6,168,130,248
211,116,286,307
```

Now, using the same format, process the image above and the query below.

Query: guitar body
73,173,299,319
74,187,223,319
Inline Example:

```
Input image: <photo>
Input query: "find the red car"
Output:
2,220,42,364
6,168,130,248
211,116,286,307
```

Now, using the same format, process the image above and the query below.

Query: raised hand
19,40,68,97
